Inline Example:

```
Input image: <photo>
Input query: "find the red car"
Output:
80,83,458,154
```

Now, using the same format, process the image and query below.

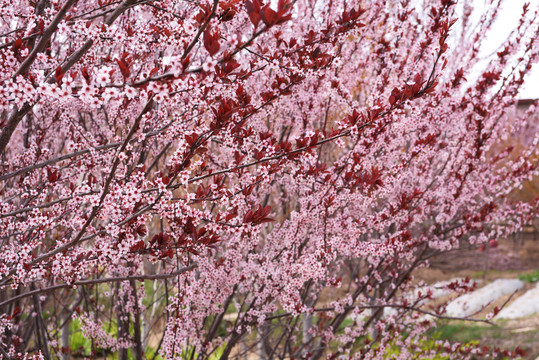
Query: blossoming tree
0,0,538,359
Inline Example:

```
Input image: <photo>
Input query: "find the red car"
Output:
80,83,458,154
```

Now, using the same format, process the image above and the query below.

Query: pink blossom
0,1,537,359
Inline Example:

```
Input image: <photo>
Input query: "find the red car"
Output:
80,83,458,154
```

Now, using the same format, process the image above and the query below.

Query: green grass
427,322,534,360
518,270,539,283
469,269,520,279
70,319,92,357
431,323,504,343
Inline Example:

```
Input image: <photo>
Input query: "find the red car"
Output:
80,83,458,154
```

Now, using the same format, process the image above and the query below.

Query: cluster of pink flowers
0,0,538,359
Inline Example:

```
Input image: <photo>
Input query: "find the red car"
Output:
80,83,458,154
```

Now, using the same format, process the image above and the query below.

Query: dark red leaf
245,0,262,28
55,67,64,84
115,58,130,79
260,5,278,27
203,27,220,56
47,168,59,183
13,37,22,51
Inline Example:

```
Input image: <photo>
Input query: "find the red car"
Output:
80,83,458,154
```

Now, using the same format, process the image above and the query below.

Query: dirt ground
413,231,539,359
418,231,539,280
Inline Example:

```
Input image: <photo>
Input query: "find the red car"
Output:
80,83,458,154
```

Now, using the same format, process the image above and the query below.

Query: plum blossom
94,66,113,87
0,1,538,359
124,86,138,99
202,57,218,72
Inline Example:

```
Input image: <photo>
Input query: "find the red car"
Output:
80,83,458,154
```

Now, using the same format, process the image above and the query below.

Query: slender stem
0,265,196,308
